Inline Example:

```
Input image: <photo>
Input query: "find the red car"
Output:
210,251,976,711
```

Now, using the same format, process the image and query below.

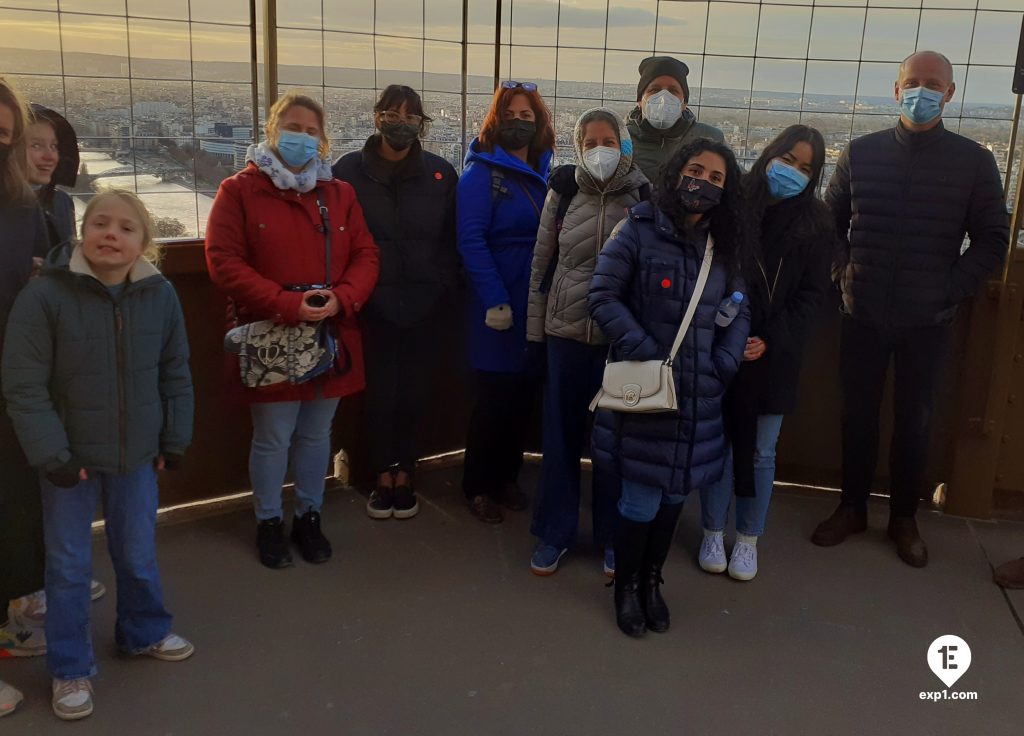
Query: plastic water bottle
715,291,744,327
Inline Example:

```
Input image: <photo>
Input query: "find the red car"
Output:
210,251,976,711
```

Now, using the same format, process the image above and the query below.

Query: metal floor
4,464,1023,735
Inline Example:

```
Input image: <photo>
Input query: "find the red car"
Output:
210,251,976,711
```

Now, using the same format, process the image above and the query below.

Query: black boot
256,517,293,569
642,503,683,633
291,510,333,564
613,517,650,638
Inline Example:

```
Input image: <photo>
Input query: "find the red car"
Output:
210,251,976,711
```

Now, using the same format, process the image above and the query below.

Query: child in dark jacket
2,189,195,722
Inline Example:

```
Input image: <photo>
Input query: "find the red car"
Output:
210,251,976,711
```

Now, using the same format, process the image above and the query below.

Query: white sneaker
7,590,46,629
0,680,23,718
0,624,46,657
728,541,758,581
699,532,727,573
8,581,105,630
144,633,195,662
52,678,93,721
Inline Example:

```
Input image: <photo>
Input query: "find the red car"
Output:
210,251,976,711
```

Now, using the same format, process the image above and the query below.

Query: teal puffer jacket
2,245,193,474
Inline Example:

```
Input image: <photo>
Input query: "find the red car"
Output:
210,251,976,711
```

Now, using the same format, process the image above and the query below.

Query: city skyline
2,0,1021,237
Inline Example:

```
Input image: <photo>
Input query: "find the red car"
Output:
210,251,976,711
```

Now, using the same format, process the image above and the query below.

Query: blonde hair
81,189,162,265
0,76,33,204
265,91,330,159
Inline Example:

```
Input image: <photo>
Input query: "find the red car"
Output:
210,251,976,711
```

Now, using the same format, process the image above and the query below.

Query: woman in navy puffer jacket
589,139,750,638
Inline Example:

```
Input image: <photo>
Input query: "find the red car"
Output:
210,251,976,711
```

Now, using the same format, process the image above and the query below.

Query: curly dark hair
655,138,750,278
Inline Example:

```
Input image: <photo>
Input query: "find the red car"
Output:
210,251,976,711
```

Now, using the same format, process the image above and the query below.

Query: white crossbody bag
589,237,714,414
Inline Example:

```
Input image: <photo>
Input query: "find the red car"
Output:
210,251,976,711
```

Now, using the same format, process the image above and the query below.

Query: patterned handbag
224,194,345,389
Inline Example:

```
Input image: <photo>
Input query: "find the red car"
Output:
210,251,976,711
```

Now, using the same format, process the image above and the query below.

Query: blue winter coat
589,202,750,495
457,139,552,372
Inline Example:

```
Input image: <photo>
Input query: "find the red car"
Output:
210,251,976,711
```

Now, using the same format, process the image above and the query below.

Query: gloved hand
158,453,184,471
47,458,84,488
485,304,513,331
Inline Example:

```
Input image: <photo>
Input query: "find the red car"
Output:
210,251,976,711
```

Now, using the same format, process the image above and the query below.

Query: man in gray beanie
626,55,725,185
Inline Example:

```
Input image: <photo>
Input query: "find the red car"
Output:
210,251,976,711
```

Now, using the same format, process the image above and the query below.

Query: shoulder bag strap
315,192,332,287
665,235,714,366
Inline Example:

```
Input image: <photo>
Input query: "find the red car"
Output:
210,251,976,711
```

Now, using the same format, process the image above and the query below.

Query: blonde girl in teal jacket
1,189,194,722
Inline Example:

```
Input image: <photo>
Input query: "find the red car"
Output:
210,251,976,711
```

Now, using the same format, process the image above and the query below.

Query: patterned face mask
675,175,723,213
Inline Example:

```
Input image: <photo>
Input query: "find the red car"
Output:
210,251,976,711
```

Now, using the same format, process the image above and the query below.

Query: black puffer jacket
332,136,459,328
826,121,1008,328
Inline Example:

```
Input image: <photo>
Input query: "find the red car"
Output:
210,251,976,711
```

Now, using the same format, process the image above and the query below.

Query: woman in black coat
332,85,458,521
0,77,47,713
698,125,835,582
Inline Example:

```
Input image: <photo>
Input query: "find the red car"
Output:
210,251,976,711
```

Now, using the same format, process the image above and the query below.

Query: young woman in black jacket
332,85,459,520
698,125,835,581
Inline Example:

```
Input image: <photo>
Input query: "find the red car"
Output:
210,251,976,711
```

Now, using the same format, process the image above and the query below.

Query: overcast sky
1,0,1020,105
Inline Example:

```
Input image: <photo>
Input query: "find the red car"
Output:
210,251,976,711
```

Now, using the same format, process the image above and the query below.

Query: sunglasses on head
501,80,538,92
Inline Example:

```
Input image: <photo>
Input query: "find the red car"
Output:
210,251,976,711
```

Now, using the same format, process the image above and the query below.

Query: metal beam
248,0,260,140
262,0,278,116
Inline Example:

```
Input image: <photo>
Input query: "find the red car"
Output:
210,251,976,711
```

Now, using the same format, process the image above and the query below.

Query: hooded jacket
2,245,194,474
626,106,724,186
457,139,552,372
30,105,78,248
589,202,749,495
332,136,459,328
527,108,649,346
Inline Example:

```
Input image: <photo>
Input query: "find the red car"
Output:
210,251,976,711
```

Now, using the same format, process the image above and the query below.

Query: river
74,151,216,238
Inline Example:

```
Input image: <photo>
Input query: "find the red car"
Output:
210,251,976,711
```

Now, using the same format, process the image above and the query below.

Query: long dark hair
655,139,750,278
743,124,835,259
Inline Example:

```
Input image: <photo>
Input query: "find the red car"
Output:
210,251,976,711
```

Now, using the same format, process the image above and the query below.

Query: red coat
205,163,380,403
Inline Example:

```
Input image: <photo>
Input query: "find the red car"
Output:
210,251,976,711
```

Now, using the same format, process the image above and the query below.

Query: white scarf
245,141,333,194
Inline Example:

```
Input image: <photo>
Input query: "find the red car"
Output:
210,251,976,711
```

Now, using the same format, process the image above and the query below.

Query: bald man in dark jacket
812,51,1009,567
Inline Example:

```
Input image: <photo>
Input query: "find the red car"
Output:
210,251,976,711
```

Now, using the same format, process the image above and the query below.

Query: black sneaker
366,487,395,519
291,510,332,564
256,517,293,569
393,485,419,520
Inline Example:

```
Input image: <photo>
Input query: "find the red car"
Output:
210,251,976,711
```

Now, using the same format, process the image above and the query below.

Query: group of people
0,47,1018,721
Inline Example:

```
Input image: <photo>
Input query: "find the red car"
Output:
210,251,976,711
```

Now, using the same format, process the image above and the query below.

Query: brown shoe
811,505,868,547
993,558,1024,589
499,482,529,511
888,516,928,568
468,494,503,524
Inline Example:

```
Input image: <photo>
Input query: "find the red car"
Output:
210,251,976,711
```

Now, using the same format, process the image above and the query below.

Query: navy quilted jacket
589,201,750,495
826,121,1008,328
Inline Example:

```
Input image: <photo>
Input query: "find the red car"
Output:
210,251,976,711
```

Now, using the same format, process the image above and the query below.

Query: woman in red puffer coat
206,91,379,570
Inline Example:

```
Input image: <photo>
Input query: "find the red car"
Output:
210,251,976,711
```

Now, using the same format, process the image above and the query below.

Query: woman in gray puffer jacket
526,107,649,577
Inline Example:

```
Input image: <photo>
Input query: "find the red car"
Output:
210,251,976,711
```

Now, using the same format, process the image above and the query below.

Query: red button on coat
661,279,672,289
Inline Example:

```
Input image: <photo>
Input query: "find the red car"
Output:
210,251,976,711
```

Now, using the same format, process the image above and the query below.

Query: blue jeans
250,398,340,521
699,414,784,536
531,336,617,550
619,481,686,523
42,462,172,679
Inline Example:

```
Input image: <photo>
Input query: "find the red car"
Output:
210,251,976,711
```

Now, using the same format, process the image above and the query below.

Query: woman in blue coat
457,82,555,524
589,139,751,637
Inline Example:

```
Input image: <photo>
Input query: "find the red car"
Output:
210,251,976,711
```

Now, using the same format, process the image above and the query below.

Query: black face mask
380,121,420,152
497,120,536,151
676,175,723,214
0,141,11,169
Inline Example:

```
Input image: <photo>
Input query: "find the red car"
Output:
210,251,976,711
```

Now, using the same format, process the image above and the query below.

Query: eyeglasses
501,80,538,92
377,110,423,126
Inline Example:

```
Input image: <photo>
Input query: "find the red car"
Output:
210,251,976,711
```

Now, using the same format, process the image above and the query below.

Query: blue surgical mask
900,86,946,126
642,90,683,130
766,159,810,200
276,130,320,168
